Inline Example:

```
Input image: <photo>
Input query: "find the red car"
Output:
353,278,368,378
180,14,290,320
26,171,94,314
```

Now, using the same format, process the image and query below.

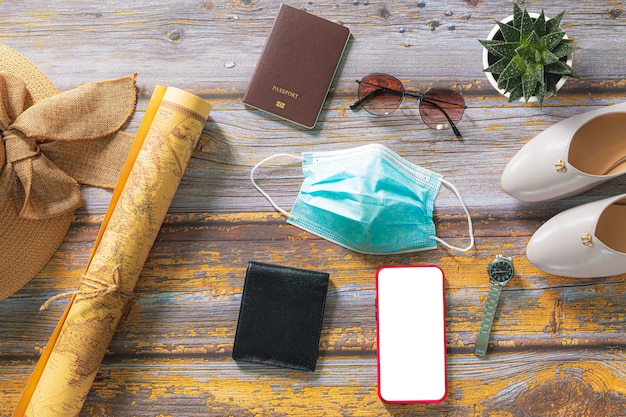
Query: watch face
488,260,514,283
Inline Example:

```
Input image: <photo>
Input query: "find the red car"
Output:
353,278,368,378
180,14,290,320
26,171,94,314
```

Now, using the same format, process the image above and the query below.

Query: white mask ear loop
250,153,304,218
429,178,475,252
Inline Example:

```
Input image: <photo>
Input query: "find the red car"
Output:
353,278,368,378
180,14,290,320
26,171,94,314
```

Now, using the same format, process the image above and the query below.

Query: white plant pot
482,13,574,103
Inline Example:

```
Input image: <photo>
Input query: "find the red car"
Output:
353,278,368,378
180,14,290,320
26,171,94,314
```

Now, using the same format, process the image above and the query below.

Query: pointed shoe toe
501,102,626,202
526,194,626,278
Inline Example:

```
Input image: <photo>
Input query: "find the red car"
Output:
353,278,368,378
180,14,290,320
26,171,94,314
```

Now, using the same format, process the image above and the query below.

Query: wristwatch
474,254,515,356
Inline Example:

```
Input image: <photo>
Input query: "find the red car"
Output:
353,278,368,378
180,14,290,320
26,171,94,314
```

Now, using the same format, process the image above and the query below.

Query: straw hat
0,44,136,300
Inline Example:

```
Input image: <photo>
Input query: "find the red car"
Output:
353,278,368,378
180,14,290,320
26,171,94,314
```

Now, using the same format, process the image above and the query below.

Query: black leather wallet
232,261,330,372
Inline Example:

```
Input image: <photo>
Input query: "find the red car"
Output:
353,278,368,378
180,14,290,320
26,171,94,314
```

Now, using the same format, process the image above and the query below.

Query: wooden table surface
2,1,625,416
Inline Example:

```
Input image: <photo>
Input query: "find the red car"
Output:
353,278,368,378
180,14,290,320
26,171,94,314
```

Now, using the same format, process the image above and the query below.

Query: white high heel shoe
501,102,626,202
526,194,626,278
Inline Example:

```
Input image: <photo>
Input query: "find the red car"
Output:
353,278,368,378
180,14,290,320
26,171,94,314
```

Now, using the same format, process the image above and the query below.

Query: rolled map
13,86,212,417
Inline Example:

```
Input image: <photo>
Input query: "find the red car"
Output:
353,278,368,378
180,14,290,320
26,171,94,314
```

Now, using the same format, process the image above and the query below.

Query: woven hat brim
0,44,73,300
0,196,74,300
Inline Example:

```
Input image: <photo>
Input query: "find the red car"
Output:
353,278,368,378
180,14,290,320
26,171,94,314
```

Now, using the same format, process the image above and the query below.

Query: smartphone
376,265,447,403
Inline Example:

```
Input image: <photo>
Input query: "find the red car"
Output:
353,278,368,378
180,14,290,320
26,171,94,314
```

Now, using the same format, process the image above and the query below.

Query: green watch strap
474,281,503,356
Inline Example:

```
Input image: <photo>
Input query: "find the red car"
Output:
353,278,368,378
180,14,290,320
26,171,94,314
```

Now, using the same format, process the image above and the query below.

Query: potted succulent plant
479,4,580,107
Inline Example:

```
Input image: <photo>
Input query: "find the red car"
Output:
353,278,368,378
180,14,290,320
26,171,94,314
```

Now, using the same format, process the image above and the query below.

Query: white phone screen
376,265,447,403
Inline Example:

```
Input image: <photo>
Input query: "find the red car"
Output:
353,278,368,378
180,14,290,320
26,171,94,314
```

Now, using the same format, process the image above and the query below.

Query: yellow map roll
13,86,212,417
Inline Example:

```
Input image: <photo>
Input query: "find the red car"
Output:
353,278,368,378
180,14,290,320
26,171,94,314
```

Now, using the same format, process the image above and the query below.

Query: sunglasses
350,73,466,138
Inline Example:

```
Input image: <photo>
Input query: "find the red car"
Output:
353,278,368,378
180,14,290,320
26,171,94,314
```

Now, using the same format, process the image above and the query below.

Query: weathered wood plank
2,350,625,416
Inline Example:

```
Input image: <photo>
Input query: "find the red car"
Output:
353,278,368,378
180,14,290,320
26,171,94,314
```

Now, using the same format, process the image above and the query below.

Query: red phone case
376,265,447,403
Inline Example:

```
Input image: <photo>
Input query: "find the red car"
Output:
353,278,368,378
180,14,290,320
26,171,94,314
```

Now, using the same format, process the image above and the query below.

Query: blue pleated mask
251,144,474,255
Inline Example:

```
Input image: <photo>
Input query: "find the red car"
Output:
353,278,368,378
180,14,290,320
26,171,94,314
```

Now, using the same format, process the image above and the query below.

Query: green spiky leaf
479,40,518,59
529,64,544,86
520,9,535,39
552,41,577,59
498,55,526,83
526,30,541,46
512,3,523,29
497,21,521,42
545,60,574,75
546,11,565,33
533,10,546,36
541,50,560,65
522,66,540,100
535,80,547,107
546,74,559,95
484,56,510,74
541,31,566,50
507,80,524,102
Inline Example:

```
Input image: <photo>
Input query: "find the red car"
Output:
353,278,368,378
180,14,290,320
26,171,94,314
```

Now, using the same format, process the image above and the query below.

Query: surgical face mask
251,144,474,255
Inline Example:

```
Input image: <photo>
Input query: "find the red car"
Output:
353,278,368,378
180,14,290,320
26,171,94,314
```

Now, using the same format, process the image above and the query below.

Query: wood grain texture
1,0,625,416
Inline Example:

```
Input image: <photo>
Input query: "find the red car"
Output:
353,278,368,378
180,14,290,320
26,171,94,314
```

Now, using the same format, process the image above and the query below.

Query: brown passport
243,4,351,129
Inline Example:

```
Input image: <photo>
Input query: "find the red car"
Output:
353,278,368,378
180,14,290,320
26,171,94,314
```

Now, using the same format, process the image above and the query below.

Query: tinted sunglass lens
420,88,465,130
357,74,404,116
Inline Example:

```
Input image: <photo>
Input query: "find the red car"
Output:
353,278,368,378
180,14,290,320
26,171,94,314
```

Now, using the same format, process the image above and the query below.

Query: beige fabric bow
0,72,136,220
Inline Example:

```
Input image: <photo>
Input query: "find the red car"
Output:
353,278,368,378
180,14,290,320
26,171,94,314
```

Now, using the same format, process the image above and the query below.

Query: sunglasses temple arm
410,93,463,138
438,104,463,138
452,124,462,139
350,98,363,110
350,79,364,110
